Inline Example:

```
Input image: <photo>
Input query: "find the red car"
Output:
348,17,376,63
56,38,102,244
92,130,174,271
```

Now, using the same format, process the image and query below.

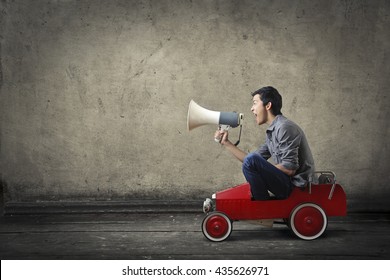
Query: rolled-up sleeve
276,125,301,171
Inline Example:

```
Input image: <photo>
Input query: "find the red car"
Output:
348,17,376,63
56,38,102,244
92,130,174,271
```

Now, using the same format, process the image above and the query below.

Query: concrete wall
1,0,389,211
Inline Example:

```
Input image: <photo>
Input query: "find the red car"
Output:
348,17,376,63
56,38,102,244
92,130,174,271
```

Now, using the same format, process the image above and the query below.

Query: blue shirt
255,115,315,187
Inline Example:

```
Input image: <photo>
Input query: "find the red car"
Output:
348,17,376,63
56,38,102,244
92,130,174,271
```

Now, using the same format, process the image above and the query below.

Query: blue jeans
242,153,293,200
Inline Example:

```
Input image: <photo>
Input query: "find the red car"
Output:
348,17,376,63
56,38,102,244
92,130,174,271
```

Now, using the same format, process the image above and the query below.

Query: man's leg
242,153,293,200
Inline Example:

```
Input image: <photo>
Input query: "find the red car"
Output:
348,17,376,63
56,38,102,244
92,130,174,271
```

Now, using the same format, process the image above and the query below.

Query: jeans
242,153,293,200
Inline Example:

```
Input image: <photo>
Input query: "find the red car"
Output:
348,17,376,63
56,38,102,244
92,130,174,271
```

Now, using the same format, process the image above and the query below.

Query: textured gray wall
1,0,389,211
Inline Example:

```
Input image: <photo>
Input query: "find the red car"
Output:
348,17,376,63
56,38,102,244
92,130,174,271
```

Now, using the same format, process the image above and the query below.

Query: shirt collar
266,114,283,132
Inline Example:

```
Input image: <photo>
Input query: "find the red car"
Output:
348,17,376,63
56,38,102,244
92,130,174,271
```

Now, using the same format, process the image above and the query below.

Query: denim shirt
255,115,315,187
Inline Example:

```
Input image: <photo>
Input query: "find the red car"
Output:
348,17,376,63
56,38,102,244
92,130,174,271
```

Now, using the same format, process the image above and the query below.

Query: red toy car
202,171,347,241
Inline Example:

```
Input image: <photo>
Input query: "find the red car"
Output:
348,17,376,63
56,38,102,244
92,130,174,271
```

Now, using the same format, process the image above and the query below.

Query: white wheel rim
202,212,232,242
290,203,327,240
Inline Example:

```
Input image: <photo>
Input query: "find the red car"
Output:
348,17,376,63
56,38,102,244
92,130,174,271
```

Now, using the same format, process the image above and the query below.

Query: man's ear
265,102,272,111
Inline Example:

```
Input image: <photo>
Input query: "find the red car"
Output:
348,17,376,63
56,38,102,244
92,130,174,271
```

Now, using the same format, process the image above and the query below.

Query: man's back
265,115,315,187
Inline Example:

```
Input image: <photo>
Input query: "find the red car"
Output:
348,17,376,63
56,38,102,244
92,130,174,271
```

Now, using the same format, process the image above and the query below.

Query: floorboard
1,212,389,260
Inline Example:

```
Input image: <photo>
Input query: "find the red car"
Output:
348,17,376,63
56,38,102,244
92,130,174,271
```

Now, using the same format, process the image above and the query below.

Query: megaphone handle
215,125,230,143
234,124,242,146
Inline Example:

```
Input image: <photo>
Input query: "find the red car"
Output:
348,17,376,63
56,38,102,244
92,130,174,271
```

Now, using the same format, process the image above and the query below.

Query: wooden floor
0,210,389,260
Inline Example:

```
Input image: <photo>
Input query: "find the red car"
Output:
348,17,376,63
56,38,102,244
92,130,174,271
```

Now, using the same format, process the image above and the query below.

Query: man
214,86,315,200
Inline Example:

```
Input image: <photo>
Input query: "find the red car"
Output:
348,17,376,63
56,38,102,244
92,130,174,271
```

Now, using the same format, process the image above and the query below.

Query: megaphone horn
187,100,243,131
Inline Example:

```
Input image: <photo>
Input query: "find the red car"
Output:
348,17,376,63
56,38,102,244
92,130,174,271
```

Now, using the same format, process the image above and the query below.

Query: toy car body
202,171,347,241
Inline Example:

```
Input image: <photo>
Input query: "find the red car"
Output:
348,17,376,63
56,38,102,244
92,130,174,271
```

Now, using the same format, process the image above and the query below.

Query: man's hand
275,164,296,176
214,128,230,145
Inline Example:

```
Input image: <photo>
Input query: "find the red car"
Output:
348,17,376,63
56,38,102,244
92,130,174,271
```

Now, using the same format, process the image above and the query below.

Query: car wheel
202,211,232,242
290,203,327,240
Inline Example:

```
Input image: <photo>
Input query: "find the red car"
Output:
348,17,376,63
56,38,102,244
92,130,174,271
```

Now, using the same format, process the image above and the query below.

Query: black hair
251,86,282,115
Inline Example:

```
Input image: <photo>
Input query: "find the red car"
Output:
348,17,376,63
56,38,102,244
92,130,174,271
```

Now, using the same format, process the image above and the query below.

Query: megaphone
187,100,243,131
187,100,244,145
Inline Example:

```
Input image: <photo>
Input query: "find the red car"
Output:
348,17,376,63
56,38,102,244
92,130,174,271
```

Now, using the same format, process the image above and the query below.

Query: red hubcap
206,215,229,238
294,206,324,236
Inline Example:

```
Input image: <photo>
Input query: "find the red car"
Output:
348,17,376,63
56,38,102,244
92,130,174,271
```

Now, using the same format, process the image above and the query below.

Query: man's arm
275,124,301,176
215,129,247,162
215,127,298,177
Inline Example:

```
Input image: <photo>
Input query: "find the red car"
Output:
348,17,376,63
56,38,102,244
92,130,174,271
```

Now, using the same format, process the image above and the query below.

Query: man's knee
243,153,254,170
243,153,265,171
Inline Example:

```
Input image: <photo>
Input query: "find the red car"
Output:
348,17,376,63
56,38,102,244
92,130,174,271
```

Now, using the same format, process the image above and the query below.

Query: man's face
251,94,268,125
